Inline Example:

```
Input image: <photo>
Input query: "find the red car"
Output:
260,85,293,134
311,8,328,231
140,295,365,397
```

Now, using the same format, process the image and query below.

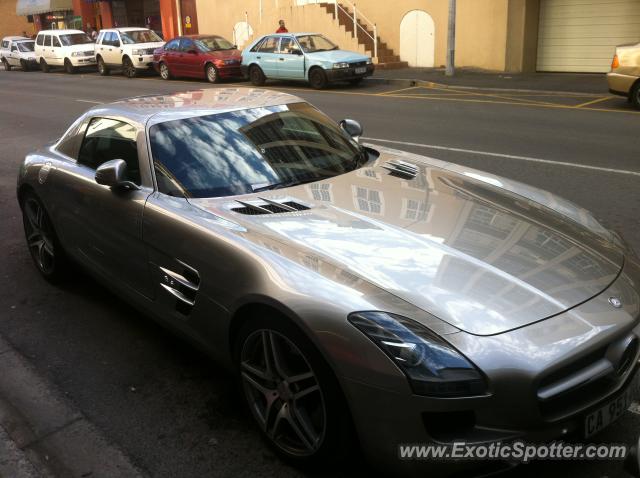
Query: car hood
67,43,96,52
190,151,623,336
129,41,165,50
307,49,368,63
203,49,241,60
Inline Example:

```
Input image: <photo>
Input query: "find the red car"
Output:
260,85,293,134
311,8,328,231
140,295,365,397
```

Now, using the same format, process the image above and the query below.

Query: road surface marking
364,137,640,178
574,96,615,108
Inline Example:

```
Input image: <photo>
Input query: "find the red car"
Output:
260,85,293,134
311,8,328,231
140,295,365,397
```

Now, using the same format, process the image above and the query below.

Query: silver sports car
17,88,640,474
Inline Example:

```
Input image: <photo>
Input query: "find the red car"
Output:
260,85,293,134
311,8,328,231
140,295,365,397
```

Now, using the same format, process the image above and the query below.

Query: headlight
348,312,488,397
333,62,349,69
366,58,373,64
132,49,144,56
71,52,81,57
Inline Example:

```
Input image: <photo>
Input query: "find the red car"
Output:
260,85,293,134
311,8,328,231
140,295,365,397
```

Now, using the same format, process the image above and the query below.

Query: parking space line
376,85,423,96
574,96,615,108
364,137,640,177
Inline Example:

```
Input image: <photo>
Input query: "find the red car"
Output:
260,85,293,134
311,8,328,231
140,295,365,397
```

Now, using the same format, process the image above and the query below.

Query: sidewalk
370,67,609,95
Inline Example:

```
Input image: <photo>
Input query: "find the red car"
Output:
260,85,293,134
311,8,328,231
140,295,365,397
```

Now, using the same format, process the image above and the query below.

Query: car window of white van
120,30,161,44
52,37,61,48
45,35,52,47
60,33,92,46
36,35,43,46
1,41,8,48
18,42,34,52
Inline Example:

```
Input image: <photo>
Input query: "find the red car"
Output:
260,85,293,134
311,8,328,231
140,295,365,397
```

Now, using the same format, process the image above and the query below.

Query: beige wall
194,0,536,72
0,0,32,38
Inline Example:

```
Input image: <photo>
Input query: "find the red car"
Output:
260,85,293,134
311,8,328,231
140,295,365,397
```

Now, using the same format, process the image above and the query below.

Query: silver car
17,88,640,474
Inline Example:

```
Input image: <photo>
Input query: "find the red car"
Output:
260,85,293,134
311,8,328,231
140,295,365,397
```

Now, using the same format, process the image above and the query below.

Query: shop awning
16,0,73,15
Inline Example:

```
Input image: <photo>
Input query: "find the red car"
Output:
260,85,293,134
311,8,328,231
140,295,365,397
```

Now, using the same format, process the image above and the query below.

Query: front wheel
20,59,29,71
631,82,640,110
159,61,171,80
122,57,137,78
249,65,266,86
235,314,353,466
308,68,328,89
64,59,77,74
205,63,219,83
40,59,50,73
2,59,11,71
97,56,109,76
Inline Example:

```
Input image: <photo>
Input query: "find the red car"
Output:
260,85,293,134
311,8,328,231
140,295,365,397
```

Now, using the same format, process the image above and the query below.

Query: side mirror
95,159,139,190
339,118,363,142
625,436,640,477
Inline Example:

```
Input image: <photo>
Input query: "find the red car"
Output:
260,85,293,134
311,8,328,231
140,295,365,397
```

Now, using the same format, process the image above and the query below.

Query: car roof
37,29,85,35
86,88,304,125
3,36,29,41
101,27,150,32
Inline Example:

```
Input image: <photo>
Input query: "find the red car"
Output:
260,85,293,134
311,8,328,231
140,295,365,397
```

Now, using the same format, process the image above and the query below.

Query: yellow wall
0,0,32,38
194,0,531,72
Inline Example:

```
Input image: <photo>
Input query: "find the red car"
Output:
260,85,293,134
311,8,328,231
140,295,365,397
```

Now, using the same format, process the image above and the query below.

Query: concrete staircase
319,2,407,69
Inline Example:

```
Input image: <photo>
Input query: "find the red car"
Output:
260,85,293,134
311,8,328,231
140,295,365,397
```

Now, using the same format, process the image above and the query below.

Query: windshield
295,35,337,53
149,102,363,198
121,29,162,44
194,36,235,52
59,33,93,46
17,41,35,52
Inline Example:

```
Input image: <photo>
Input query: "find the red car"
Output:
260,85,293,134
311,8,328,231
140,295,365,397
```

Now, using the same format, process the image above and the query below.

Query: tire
97,56,109,76
21,191,70,284
205,63,219,83
308,68,328,90
631,82,640,110
64,58,77,74
40,58,50,73
2,59,11,71
20,59,28,72
348,78,363,86
235,313,354,466
159,61,171,80
122,57,137,78
249,65,266,86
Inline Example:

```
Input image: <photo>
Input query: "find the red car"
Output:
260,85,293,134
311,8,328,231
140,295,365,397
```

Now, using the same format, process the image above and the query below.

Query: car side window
102,32,112,46
278,38,300,55
36,35,43,46
11,45,17,52
179,38,195,52
112,33,121,47
1,40,8,48
78,118,141,185
44,35,51,47
164,38,179,51
250,38,265,52
258,37,278,53
96,31,104,44
52,36,61,48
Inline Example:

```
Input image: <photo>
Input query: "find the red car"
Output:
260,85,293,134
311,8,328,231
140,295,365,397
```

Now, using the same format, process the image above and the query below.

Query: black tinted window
52,36,61,47
36,36,44,46
149,103,360,198
78,118,140,184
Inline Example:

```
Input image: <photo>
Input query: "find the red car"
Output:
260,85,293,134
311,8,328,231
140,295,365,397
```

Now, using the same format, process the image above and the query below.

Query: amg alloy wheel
159,62,171,80
206,63,219,83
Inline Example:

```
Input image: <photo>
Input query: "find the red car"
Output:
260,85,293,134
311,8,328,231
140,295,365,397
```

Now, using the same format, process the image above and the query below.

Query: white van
35,29,96,73
0,36,37,71
95,28,164,78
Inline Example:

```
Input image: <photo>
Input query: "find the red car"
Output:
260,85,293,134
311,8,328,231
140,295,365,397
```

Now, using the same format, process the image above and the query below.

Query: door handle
279,57,285,61
256,56,261,59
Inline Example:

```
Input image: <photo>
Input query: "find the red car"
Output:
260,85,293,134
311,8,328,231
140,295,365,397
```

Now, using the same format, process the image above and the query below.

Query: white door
537,0,640,73
400,10,435,68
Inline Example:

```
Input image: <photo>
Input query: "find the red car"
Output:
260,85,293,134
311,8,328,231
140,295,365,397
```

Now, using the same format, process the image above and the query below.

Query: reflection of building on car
241,33,374,89
0,36,37,71
608,43,640,110
153,35,242,83
34,30,96,74
95,28,165,78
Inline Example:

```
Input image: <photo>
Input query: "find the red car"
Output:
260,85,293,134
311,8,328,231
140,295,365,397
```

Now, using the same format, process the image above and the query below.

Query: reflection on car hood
307,49,368,63
190,151,623,336
203,49,241,60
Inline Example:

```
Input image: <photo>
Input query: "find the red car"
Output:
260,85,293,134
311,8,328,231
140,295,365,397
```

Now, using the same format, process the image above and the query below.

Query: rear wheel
235,314,354,466
159,61,171,80
308,68,328,89
2,58,11,71
122,57,137,78
205,63,219,83
249,65,266,86
97,56,109,76
39,58,49,73
64,58,77,74
631,82,640,110
21,192,69,284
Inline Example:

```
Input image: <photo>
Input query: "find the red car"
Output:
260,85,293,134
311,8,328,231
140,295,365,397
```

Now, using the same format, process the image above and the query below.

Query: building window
354,186,382,214
310,183,331,202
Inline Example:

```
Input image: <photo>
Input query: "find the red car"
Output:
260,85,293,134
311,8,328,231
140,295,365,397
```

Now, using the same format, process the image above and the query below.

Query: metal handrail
331,0,377,60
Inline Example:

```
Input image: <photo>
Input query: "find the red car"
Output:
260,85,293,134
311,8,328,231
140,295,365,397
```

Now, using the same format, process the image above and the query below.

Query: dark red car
153,35,242,83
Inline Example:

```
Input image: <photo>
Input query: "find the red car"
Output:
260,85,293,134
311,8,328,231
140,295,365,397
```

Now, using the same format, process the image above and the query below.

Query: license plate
355,67,366,74
584,374,640,438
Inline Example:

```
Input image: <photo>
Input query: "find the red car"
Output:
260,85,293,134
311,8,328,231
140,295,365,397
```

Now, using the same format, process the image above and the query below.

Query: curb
364,76,609,97
0,335,145,478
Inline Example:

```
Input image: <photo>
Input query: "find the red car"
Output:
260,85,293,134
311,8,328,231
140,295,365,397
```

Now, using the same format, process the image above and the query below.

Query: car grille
349,61,367,68
83,51,94,56
230,199,310,215
536,335,639,420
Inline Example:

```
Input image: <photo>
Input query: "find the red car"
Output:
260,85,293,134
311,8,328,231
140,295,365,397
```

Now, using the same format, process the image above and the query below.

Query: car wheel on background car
308,68,328,90
205,63,219,83
631,82,640,110
39,59,49,73
249,65,266,86
64,59,77,74
159,61,171,80
2,58,11,71
122,57,137,78
97,56,109,76
21,191,69,284
235,313,353,466
20,59,29,71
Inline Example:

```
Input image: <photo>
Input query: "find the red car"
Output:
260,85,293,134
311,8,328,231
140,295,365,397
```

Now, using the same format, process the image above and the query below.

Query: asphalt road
1,68,639,478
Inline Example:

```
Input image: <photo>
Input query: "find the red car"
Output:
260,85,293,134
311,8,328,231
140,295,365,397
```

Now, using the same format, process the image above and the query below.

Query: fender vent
381,159,419,179
231,198,310,215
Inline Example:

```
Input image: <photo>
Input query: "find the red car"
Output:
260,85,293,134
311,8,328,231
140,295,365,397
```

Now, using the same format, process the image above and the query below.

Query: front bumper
325,63,375,82
69,56,96,66
132,54,154,70
607,71,637,97
217,65,242,79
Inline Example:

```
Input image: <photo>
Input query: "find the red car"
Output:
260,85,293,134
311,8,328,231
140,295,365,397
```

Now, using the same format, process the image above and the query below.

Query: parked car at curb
95,27,165,78
17,87,640,476
34,29,96,74
153,35,242,83
241,33,374,89
1,36,37,71
608,43,640,109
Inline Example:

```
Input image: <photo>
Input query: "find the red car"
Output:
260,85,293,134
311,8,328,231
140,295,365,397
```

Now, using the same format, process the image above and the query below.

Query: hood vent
231,197,310,215
381,159,419,179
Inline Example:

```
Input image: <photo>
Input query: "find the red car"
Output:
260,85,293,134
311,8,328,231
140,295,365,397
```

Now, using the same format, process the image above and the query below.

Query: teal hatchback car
241,33,374,89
